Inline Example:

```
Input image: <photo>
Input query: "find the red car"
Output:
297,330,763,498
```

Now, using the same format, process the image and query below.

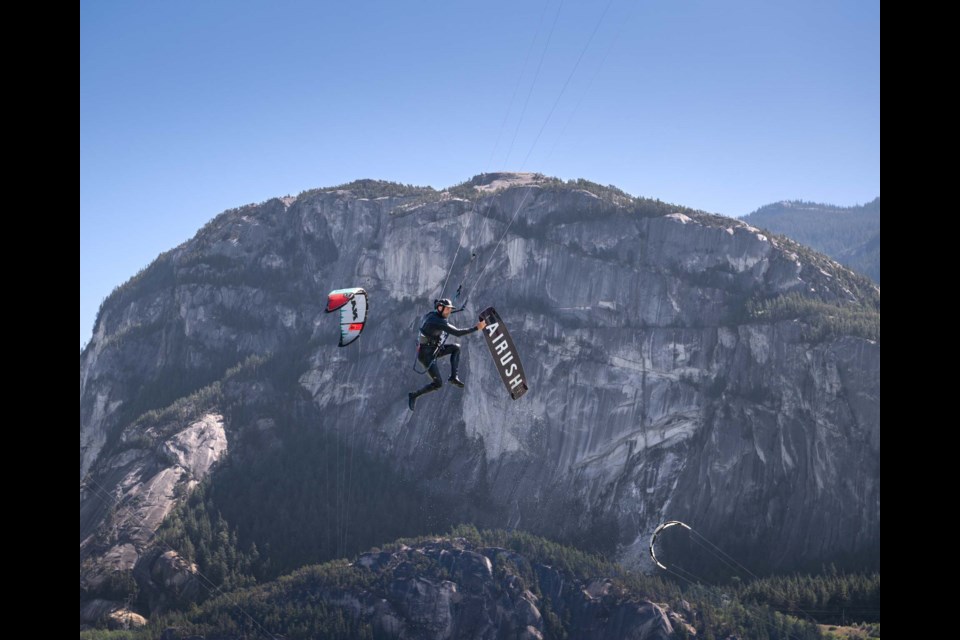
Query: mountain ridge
80,173,880,627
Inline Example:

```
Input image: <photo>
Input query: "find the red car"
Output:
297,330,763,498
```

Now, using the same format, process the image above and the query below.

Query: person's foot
408,392,417,411
449,376,465,388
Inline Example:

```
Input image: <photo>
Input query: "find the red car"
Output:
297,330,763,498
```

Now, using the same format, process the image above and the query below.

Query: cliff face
80,174,880,608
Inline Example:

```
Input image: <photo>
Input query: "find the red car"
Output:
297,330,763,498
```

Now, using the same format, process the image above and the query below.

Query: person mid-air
408,298,486,411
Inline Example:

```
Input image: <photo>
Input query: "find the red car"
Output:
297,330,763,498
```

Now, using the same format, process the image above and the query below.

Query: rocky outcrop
80,414,225,610
164,536,676,640
80,174,880,613
348,540,674,640
80,600,148,629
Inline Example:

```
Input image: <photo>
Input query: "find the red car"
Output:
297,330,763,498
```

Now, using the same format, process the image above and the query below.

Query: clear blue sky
80,0,880,347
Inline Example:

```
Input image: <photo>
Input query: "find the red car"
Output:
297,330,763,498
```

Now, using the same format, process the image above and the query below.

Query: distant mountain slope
741,198,880,282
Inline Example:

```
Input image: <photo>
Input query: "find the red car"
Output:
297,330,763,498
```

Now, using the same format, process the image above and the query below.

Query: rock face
169,536,676,640
348,540,674,640
80,600,148,629
80,414,224,609
80,175,880,611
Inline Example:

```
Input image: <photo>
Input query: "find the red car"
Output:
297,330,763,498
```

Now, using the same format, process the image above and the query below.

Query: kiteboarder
408,298,486,411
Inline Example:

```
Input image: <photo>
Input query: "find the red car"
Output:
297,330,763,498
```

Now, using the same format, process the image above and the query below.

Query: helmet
435,298,454,309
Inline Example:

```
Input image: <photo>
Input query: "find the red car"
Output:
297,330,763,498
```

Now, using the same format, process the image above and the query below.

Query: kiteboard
479,306,528,400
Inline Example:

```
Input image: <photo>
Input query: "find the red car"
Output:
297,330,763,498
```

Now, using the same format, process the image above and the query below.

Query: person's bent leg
409,362,444,410
441,344,464,387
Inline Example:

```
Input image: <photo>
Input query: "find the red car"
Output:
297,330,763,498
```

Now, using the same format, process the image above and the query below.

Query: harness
412,325,448,374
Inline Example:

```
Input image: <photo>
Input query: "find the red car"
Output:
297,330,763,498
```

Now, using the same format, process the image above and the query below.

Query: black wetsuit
411,311,478,399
